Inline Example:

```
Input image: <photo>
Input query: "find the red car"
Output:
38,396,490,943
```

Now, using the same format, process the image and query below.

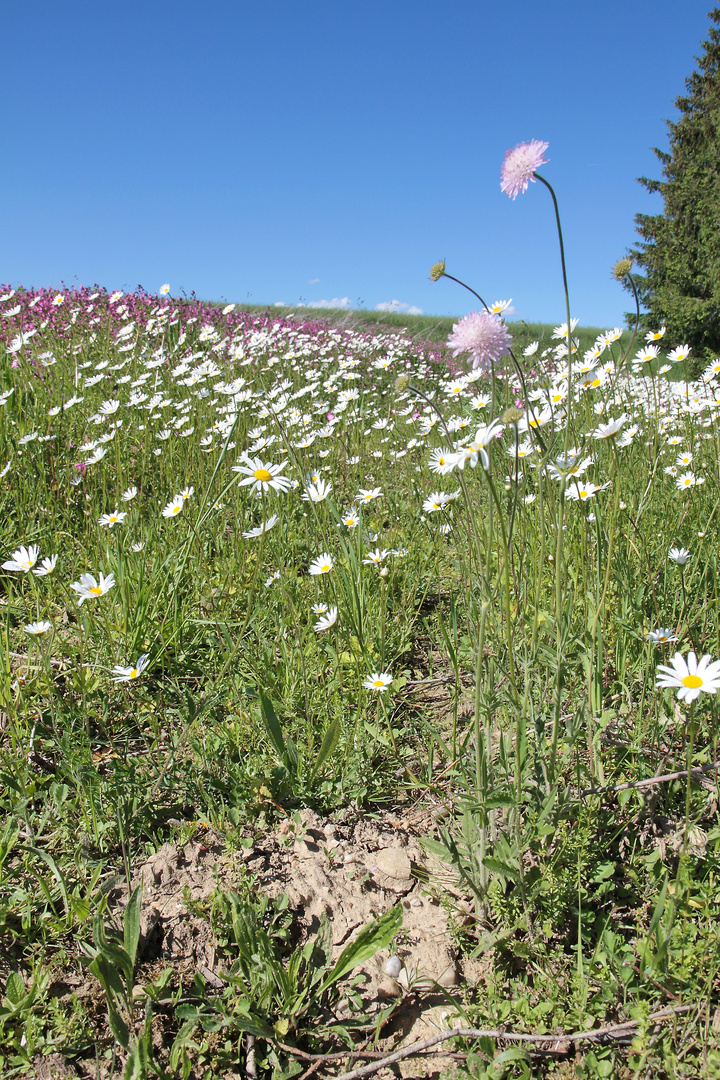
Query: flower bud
430,261,446,282
501,406,524,425
612,257,633,280
394,374,410,393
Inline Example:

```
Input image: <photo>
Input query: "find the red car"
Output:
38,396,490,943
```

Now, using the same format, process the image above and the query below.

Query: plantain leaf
319,905,402,993
259,688,297,772
123,885,143,971
310,718,340,781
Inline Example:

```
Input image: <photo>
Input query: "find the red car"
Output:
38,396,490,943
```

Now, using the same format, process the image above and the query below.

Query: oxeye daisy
111,653,150,683
301,478,332,502
593,415,627,440
162,496,184,518
669,546,691,565
24,620,52,635
428,448,460,475
2,544,39,573
363,547,389,565
33,554,57,577
356,486,383,503
99,511,127,528
645,326,666,342
656,651,720,703
363,671,393,693
308,553,334,576
314,606,338,632
566,482,601,501
242,514,278,539
122,486,138,502
69,571,115,605
233,454,291,494
341,511,360,528
423,491,450,513
668,344,691,364
647,628,679,645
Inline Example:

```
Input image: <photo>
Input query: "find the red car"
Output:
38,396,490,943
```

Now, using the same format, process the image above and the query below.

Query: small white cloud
308,297,351,309
274,301,287,307
375,300,424,316
308,277,320,285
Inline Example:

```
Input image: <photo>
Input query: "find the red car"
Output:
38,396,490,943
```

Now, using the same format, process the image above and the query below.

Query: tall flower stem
535,171,574,787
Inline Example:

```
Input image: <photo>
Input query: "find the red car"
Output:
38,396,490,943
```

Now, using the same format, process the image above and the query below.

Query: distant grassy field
215,301,610,354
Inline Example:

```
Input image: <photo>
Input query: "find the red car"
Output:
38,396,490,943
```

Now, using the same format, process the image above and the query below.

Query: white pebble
384,956,403,979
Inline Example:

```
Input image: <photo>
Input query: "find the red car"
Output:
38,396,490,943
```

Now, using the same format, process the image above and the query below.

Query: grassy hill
211,301,611,357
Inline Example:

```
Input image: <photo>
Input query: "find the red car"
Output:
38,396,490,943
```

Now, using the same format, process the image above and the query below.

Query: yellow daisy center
373,679,384,687
320,564,330,573
129,669,138,679
254,468,272,482
90,586,102,595
172,506,181,513
682,674,703,689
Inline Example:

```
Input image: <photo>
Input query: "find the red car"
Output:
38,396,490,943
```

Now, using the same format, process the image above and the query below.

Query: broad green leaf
482,857,520,884
259,688,297,771
310,718,340,780
319,904,402,993
123,885,143,970
3,972,25,1006
107,1001,130,1050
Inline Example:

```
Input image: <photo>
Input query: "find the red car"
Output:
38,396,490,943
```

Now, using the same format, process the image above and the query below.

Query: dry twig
326,1006,690,1080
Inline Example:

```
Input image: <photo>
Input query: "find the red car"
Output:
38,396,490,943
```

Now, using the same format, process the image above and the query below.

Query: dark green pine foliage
629,8,720,355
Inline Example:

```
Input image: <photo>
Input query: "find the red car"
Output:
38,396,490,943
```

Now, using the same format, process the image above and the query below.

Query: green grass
0,285,718,1078
213,300,610,352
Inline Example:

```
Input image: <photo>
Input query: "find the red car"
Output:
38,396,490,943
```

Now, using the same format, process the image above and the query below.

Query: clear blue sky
1,1,713,326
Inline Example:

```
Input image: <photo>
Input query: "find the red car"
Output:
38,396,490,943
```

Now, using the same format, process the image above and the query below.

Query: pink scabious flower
447,310,512,371
500,139,549,199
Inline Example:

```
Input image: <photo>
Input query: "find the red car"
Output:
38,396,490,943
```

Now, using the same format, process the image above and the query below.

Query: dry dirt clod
368,847,412,880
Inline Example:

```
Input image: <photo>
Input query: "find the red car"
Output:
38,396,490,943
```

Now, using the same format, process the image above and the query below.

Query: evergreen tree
629,8,720,355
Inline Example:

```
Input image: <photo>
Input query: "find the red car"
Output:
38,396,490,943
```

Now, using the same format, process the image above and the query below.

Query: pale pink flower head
447,310,512,372
500,139,549,199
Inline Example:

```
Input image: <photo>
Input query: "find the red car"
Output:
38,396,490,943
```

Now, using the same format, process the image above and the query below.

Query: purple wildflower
500,140,549,199
447,310,512,371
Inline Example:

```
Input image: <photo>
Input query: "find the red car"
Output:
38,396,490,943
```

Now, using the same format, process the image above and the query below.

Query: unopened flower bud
394,374,410,393
612,257,633,280
430,261,446,282
501,406,524,425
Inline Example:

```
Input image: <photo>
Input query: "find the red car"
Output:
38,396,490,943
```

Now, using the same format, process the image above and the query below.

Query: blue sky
1,1,713,326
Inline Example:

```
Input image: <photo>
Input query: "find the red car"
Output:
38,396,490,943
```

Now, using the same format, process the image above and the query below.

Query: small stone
409,897,423,908
384,956,403,979
372,847,412,881
377,979,403,1000
436,965,458,988
343,853,359,866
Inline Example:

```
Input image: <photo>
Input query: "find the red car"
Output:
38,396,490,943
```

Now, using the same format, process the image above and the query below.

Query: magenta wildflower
500,139,549,199
447,310,512,371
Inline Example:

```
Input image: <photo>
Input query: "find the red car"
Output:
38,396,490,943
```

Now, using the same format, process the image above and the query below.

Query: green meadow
0,285,718,1078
